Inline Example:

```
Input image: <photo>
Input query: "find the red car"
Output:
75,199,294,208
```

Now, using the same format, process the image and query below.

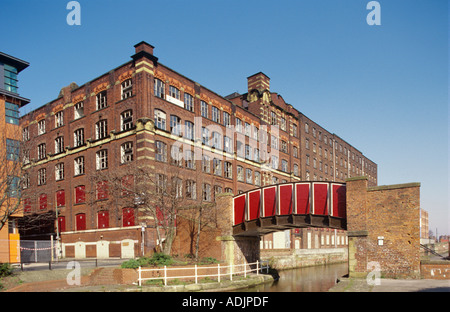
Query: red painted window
122,208,135,227
76,213,86,231
56,190,65,207
96,181,108,200
39,194,47,210
98,211,109,229
75,185,85,204
58,216,66,232
24,198,31,213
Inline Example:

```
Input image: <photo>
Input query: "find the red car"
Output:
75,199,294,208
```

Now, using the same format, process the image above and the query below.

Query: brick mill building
19,42,377,259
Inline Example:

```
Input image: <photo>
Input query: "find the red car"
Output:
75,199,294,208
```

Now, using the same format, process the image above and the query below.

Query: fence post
244,260,246,278
230,263,233,281
218,263,221,283
164,265,167,286
195,264,198,284
138,266,141,287
256,260,259,275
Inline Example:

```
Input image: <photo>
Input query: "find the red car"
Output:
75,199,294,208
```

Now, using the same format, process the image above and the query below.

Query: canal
242,263,348,292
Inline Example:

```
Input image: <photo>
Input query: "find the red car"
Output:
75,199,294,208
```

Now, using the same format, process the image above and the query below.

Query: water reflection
242,263,348,292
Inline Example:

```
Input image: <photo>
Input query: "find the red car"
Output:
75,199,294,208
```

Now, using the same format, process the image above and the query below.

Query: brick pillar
215,194,260,269
346,177,369,278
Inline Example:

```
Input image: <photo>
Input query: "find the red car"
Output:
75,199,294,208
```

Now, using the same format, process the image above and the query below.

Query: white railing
137,260,270,286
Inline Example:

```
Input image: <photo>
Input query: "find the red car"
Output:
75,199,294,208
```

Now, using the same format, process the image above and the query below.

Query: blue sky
2,0,448,235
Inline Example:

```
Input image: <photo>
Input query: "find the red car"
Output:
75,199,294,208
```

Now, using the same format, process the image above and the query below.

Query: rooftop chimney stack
247,72,270,93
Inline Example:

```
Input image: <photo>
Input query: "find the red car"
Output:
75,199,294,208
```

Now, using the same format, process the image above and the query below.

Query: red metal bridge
233,181,347,236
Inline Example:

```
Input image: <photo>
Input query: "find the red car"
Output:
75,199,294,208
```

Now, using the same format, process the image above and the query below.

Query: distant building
0,51,30,263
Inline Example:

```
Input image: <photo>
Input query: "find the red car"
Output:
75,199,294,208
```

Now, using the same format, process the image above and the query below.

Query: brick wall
347,177,421,278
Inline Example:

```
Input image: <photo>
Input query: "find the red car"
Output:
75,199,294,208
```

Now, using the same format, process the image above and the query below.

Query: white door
121,239,135,258
96,241,109,259
75,241,86,259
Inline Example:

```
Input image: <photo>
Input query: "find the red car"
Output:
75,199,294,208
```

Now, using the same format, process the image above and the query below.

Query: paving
328,277,450,292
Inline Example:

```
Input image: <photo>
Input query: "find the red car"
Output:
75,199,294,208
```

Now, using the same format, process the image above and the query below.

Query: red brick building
19,42,377,259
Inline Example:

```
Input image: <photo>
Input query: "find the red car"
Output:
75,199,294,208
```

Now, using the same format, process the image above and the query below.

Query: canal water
242,263,348,292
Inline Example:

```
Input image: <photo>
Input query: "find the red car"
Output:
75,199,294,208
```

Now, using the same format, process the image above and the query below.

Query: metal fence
137,260,270,286
0,239,57,264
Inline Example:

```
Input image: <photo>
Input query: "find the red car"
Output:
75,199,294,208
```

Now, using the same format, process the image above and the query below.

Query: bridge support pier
346,177,421,278
216,193,260,270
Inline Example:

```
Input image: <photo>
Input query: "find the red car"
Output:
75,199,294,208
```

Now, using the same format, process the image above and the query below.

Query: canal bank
328,277,450,292
261,247,348,270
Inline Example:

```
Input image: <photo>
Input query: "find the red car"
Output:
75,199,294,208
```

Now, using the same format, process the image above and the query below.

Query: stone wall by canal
261,248,348,270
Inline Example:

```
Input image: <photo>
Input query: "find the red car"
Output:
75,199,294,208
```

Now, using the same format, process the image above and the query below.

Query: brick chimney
134,41,155,55
247,72,270,93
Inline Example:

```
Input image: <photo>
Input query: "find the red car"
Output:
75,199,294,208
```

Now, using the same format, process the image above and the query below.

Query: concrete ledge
367,182,421,192
347,230,368,237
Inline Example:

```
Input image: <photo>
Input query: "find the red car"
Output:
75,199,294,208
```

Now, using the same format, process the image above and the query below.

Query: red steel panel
313,183,328,215
279,184,293,215
295,183,310,214
248,190,261,221
332,184,346,218
263,187,277,217
233,194,246,225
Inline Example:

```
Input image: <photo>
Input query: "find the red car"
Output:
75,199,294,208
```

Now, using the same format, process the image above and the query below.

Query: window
271,156,279,170
211,106,220,123
121,79,133,100
213,158,221,176
74,128,84,147
184,121,194,140
37,143,46,160
169,86,180,99
96,181,108,200
184,93,194,112
270,111,277,126
39,194,47,210
54,136,64,154
76,213,86,231
224,161,232,178
294,164,299,176
6,176,19,198
156,174,167,194
74,156,85,176
293,146,298,158
121,110,133,131
292,124,298,138
211,131,221,149
201,127,209,145
245,145,252,160
237,166,244,182
185,180,196,199
56,190,65,208
244,122,251,137
24,198,31,213
305,123,309,133
96,149,108,170
246,168,253,184
154,109,166,130
55,111,64,128
281,159,288,173
6,139,20,161
185,150,195,169
95,119,108,140
236,141,244,158
171,145,182,166
202,155,210,173
155,141,167,162
280,118,286,131
38,119,46,135
201,101,208,118
4,64,18,93
75,185,86,204
254,148,260,163
170,115,181,136
121,142,133,163
123,208,135,227
55,163,64,181
74,101,84,119
236,118,242,133
254,172,261,186
223,112,231,127
23,127,30,141
253,126,259,141
96,91,107,110
271,135,278,150
202,183,211,201
98,211,109,229
281,141,288,153
224,136,233,153
154,78,165,98
5,102,19,125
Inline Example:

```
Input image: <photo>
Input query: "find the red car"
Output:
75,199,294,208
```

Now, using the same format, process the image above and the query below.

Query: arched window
154,109,166,130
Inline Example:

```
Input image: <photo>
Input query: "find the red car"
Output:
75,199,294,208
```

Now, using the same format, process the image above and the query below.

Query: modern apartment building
0,51,30,263
19,42,377,259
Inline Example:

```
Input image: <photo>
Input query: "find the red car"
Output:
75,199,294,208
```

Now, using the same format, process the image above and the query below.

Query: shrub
149,253,173,266
0,263,13,278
